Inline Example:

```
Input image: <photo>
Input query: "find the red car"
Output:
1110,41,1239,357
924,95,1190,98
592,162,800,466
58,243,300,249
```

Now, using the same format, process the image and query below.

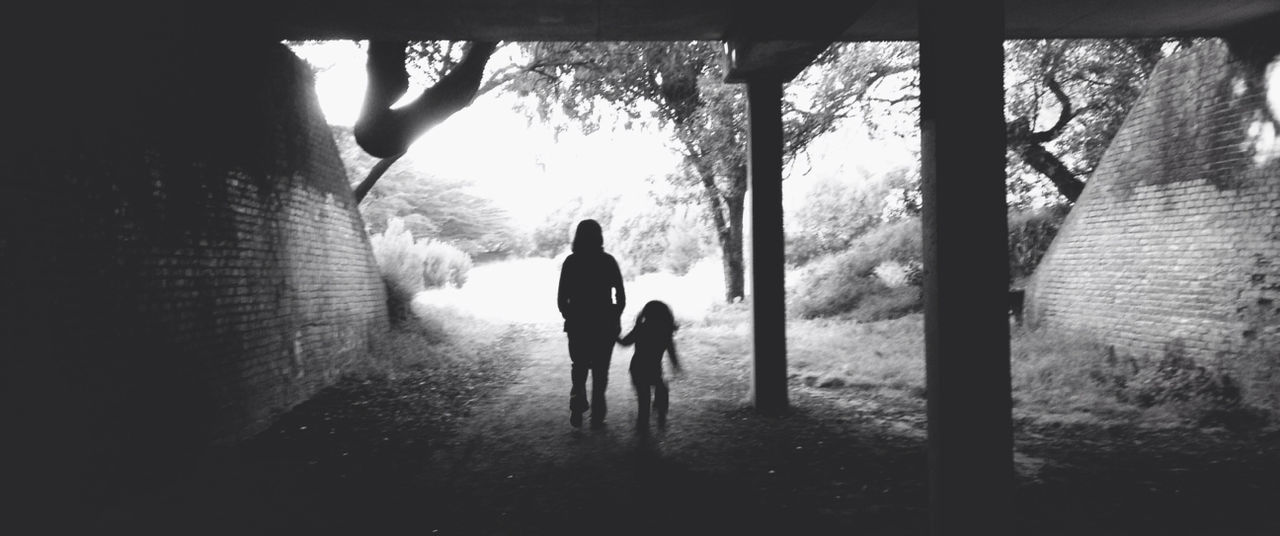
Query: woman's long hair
634,300,677,336
571,219,604,253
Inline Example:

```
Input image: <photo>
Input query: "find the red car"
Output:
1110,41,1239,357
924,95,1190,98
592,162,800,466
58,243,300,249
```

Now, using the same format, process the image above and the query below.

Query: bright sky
288,40,916,227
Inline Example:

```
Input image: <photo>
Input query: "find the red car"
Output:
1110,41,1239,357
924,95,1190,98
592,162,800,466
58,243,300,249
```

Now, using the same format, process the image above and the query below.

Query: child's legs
653,378,669,415
632,374,651,422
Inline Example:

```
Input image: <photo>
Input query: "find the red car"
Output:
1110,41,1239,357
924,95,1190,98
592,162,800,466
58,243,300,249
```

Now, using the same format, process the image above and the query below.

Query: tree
661,206,717,276
333,126,525,260
816,39,1180,207
529,195,621,258
787,167,918,266
1003,39,1170,205
530,193,714,278
510,42,865,302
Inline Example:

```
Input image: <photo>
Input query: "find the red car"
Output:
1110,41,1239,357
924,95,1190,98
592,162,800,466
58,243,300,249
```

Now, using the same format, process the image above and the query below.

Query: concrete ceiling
269,0,1280,41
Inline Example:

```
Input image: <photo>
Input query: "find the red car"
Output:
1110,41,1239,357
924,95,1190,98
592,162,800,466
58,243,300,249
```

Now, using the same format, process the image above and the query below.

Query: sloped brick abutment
4,41,388,510
1027,38,1280,410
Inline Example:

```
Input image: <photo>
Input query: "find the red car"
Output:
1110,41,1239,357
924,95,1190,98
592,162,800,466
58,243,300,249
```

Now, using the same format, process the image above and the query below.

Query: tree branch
1071,74,1128,89
439,41,456,80
1014,142,1085,202
1031,73,1076,143
355,40,498,159
1008,75,1086,203
865,94,916,106
477,63,522,96
353,151,406,203
678,140,730,241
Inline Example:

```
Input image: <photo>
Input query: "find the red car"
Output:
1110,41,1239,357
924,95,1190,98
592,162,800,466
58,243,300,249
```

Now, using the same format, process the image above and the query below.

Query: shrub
852,286,923,322
370,217,475,322
792,256,886,319
419,239,473,289
1122,346,1243,412
791,218,923,320
370,218,426,323
788,177,883,266
1010,331,1276,429
855,217,922,265
1063,340,1273,428
872,260,913,288
1008,204,1069,284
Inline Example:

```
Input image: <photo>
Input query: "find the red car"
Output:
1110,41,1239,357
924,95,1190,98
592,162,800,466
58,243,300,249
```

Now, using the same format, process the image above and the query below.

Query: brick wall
1026,39,1280,408
3,40,388,497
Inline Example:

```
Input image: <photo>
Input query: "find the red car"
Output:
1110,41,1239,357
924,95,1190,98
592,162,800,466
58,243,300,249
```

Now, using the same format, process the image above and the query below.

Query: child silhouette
617,300,681,429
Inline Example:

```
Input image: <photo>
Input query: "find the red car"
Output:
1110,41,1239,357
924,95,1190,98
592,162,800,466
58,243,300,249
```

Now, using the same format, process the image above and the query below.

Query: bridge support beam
746,75,788,414
918,1,1014,534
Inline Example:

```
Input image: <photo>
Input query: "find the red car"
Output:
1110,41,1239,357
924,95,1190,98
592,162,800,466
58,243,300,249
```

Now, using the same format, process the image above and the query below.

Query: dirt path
419,321,921,534
129,319,1280,535
414,321,932,535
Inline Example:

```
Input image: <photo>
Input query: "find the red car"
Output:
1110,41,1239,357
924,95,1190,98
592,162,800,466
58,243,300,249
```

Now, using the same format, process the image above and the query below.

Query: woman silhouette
557,219,626,428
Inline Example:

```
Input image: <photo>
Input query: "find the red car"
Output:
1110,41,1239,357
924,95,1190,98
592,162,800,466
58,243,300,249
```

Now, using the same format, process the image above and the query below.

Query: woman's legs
567,335,591,426
568,331,615,427
588,335,613,426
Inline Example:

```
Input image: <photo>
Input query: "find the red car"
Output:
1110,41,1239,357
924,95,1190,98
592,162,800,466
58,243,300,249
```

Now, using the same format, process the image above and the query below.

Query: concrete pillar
918,1,1014,534
746,76,788,413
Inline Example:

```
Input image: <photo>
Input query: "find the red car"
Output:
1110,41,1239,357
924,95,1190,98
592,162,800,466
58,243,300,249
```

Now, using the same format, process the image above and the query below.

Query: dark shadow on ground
62,323,1280,536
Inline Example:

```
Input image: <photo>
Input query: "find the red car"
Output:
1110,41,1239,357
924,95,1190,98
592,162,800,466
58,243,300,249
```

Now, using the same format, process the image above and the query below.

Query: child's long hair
633,300,677,337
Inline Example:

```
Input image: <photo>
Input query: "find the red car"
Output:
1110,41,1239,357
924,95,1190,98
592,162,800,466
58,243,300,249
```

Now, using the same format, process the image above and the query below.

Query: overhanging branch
353,151,406,203
1031,74,1076,144
354,40,498,159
